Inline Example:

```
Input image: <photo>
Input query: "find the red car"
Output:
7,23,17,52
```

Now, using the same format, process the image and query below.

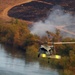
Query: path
34,0,75,36
34,0,53,5
56,26,75,36
0,0,32,21
0,0,75,36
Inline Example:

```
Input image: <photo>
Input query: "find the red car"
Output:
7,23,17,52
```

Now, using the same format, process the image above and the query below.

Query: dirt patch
0,0,32,22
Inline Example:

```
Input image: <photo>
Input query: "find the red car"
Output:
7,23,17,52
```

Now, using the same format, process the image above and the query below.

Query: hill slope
8,0,75,22
0,0,32,21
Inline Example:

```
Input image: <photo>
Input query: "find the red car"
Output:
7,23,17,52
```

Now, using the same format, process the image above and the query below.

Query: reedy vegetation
0,19,75,75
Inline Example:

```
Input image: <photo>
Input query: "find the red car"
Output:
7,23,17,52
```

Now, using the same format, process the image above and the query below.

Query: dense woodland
0,19,75,75
0,19,38,48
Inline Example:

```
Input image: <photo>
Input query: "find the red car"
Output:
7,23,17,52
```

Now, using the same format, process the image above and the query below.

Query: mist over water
30,5,75,37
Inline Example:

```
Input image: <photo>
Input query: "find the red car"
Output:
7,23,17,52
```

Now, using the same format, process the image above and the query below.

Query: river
0,44,60,75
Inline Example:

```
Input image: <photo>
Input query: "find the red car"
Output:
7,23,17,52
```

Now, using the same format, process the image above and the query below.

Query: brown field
0,0,32,21
0,0,32,13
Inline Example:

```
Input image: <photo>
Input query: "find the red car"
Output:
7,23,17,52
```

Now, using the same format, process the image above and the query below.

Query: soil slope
8,0,75,22
0,0,32,21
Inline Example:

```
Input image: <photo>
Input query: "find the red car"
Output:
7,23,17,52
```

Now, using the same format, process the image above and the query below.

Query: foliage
0,19,75,74
26,45,38,58
45,30,75,73
0,19,37,49
55,39,75,73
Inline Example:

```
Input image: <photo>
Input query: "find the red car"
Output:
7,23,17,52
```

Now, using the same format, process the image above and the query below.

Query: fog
30,5,75,37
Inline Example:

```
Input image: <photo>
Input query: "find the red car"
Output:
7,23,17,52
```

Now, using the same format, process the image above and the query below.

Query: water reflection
0,44,59,75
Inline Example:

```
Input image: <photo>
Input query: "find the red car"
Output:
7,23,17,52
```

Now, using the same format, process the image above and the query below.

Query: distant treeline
0,19,75,75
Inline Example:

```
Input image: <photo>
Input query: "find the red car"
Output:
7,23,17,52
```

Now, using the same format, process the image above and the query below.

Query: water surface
0,44,59,75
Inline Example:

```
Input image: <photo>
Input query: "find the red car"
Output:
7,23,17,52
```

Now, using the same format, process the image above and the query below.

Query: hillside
0,0,32,21
0,0,75,21
8,1,53,21
38,0,75,10
0,0,31,13
8,0,75,22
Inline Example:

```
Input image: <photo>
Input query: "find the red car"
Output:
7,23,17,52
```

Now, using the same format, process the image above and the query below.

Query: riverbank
0,1,75,75
0,44,60,75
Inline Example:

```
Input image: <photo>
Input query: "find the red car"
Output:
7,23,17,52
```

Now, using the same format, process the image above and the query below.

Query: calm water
0,44,59,75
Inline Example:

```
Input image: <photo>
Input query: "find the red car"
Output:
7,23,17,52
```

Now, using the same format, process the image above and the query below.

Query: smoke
30,5,75,37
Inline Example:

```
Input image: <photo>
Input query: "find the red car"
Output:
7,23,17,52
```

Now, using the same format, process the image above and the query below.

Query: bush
26,45,38,58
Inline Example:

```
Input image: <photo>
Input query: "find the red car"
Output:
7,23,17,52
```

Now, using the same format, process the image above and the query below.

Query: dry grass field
0,0,32,21
0,0,31,13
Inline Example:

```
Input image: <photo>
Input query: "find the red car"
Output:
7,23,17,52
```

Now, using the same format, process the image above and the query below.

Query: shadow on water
1,44,25,59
